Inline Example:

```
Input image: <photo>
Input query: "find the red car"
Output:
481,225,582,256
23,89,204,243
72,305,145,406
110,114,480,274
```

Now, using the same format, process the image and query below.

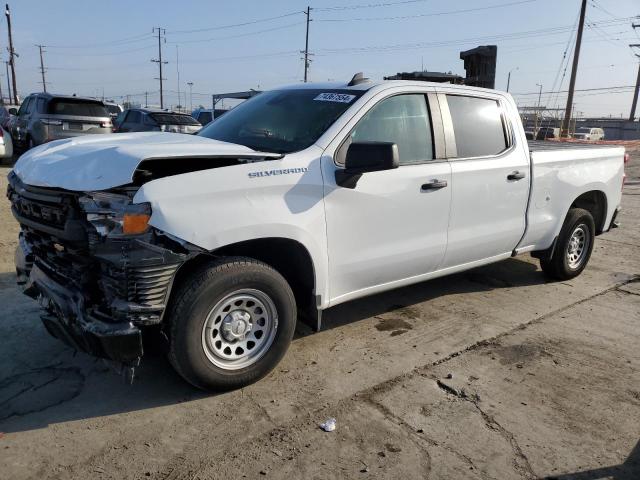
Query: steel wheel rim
566,224,590,270
201,289,278,370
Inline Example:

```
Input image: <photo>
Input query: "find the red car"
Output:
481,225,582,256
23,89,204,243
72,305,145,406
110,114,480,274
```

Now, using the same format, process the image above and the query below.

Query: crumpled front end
8,171,200,366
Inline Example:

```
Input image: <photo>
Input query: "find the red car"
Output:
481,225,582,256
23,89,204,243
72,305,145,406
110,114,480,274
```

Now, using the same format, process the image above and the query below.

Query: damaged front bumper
22,255,143,364
8,172,200,366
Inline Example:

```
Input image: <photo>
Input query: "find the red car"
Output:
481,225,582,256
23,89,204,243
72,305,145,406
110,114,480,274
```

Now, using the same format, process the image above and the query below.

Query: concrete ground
0,150,639,480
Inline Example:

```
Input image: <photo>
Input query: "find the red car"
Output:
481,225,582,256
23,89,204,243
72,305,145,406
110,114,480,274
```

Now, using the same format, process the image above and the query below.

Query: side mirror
336,142,399,188
8,108,17,115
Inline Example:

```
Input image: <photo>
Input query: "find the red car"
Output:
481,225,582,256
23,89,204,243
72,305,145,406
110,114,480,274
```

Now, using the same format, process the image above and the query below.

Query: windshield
198,112,213,124
576,128,591,133
106,104,121,115
151,113,200,125
197,89,365,153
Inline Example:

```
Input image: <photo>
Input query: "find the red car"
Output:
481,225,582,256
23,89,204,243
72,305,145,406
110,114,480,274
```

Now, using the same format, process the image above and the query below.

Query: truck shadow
0,256,548,433
542,439,640,479
315,256,547,333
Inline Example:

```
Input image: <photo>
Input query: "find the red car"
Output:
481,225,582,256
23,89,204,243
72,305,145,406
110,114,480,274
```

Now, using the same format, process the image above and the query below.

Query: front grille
9,172,181,327
24,228,92,286
8,172,96,295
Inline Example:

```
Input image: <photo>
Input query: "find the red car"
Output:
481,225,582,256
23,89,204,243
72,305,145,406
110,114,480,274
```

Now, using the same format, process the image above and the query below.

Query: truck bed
520,140,625,254
528,140,617,152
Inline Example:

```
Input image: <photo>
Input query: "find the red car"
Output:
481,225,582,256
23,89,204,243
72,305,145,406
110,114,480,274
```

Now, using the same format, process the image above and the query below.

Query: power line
315,17,636,55
45,33,155,49
167,11,302,35
316,0,537,22
316,0,429,12
511,85,636,96
46,44,156,58
166,22,303,45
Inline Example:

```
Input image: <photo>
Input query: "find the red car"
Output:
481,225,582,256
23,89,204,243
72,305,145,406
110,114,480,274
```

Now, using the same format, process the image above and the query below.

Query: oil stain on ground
375,317,413,337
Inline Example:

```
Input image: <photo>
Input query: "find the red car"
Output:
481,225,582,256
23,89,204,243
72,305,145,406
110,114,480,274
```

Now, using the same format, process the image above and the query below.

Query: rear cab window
445,95,509,158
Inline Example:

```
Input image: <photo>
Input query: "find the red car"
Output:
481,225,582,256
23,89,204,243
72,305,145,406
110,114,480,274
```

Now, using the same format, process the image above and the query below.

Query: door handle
507,171,526,180
421,179,448,190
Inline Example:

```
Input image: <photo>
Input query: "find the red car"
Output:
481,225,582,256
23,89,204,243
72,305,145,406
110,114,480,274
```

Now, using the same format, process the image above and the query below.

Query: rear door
438,92,529,268
323,90,452,303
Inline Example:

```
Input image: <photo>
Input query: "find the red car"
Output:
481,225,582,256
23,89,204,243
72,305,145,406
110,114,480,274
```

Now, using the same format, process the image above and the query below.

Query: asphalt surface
0,148,639,480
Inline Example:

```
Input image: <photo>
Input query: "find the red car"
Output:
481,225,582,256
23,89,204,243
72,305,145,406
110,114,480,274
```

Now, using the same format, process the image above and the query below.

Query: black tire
540,208,595,280
166,257,296,391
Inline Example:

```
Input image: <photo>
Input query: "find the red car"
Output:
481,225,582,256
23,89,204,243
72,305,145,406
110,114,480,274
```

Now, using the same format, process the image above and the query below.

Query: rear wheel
167,257,296,391
540,208,595,280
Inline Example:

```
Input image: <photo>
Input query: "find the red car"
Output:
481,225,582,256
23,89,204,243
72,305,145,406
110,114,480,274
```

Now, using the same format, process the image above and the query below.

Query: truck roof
275,78,507,96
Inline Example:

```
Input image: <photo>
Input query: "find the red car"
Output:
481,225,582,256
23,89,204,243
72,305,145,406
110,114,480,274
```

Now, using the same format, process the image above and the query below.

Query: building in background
384,70,463,84
459,45,497,89
384,45,497,89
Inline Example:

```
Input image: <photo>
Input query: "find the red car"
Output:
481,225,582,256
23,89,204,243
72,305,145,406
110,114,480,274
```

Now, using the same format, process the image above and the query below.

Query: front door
323,92,452,304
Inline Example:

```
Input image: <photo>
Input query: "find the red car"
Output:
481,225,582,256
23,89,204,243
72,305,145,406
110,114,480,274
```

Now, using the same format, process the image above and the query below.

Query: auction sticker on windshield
314,93,356,103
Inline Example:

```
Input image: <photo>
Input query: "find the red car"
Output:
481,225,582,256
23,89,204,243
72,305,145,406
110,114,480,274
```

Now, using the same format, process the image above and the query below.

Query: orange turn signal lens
122,213,150,235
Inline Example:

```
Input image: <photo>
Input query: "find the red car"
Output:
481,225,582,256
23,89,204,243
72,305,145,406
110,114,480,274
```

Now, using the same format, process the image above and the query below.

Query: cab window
343,94,433,165
446,95,508,158
18,97,32,116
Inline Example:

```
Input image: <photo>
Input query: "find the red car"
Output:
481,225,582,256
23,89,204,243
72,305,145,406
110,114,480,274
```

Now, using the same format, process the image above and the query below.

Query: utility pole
534,83,543,132
302,6,312,82
187,82,193,112
5,4,19,104
145,91,148,107
506,67,518,93
176,45,181,111
36,44,47,92
151,27,168,109
561,0,587,137
630,52,640,121
629,24,640,121
4,61,11,104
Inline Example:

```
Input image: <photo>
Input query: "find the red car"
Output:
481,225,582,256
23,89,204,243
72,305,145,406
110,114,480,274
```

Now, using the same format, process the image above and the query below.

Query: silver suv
11,93,113,150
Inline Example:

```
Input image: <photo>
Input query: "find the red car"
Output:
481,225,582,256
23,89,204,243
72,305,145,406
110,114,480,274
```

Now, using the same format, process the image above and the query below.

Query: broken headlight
79,192,151,237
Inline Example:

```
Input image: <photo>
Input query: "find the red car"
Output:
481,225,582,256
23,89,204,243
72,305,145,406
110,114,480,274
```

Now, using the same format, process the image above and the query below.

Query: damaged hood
13,132,281,191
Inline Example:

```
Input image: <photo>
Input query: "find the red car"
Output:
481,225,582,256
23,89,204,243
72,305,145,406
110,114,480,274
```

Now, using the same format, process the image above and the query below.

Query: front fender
133,147,330,307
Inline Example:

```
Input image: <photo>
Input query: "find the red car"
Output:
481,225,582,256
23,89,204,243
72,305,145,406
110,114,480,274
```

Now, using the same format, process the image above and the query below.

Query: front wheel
540,208,595,280
167,257,296,391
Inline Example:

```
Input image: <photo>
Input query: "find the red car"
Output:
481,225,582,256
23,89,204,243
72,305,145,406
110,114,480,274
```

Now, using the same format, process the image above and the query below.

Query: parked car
103,101,124,121
536,127,561,140
572,127,605,141
0,126,13,159
9,76,625,391
191,108,228,126
115,108,201,134
10,93,113,150
0,105,16,130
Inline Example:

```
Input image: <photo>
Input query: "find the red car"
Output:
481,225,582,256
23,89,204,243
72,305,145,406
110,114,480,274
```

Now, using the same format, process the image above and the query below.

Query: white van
573,127,605,141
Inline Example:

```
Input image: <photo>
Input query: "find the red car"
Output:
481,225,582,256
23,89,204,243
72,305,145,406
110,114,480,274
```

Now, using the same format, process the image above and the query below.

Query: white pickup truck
8,75,626,390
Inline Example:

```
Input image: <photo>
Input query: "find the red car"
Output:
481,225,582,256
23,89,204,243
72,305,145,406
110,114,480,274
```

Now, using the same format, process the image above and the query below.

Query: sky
4,0,640,117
